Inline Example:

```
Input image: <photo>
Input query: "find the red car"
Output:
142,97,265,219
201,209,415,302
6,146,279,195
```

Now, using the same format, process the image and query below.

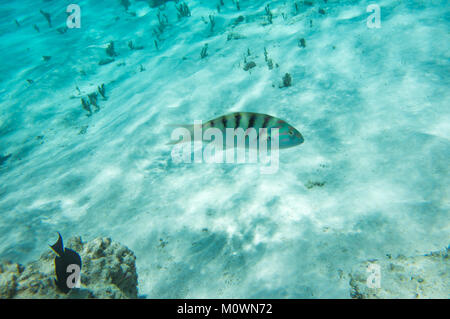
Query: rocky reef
349,246,449,299
0,237,138,299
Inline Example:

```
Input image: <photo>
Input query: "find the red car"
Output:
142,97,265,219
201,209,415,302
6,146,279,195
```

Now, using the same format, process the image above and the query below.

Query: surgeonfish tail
49,232,65,257
167,124,195,145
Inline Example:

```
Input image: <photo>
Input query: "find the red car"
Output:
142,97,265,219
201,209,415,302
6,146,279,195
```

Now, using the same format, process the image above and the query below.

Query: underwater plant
298,38,306,48
81,97,92,115
106,41,117,57
305,181,326,189
264,47,274,70
281,73,292,87
175,2,191,19
200,43,208,59
98,84,106,99
243,61,256,71
233,15,245,26
152,27,161,41
227,32,244,41
157,9,169,32
294,2,300,15
265,4,273,24
57,26,68,34
88,92,99,112
79,125,88,135
128,40,144,50
209,15,215,32
149,0,170,7
120,0,130,11
39,9,52,27
98,58,115,65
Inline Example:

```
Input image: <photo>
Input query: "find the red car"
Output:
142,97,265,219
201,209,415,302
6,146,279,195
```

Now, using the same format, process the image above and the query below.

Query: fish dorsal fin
49,232,65,257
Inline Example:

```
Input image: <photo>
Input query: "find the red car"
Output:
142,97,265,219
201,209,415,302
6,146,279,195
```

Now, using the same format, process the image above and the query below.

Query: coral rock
0,237,138,299
348,246,449,299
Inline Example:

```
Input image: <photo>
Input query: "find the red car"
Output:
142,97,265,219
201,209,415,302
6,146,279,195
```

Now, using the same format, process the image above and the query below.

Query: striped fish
169,112,304,149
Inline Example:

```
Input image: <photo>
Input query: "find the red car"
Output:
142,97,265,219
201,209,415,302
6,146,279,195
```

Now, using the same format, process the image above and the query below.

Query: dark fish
49,232,82,294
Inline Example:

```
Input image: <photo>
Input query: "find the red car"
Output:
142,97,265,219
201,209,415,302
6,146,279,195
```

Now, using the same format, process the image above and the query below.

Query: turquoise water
0,0,448,298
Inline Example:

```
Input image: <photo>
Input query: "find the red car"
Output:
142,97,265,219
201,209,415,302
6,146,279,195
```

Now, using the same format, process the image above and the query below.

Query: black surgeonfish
49,232,82,294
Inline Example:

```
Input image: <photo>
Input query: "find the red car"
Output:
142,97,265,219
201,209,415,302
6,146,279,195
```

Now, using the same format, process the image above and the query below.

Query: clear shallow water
0,0,448,298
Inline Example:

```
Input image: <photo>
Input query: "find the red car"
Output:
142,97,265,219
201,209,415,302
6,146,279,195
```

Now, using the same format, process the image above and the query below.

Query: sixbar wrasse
169,112,304,149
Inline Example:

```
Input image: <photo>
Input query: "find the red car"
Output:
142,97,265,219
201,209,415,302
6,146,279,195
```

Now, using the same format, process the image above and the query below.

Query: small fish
169,112,304,149
49,232,82,294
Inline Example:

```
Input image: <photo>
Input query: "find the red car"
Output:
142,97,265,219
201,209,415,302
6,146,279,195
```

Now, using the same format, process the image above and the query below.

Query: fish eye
288,130,294,136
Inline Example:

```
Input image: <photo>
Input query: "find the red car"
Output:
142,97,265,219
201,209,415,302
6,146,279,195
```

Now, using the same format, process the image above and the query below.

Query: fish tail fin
166,124,195,145
49,232,64,257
